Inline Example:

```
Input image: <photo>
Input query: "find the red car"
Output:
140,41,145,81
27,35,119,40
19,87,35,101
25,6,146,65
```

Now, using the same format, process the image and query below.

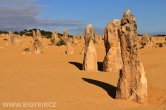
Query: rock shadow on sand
82,78,117,99
69,61,103,71
69,62,82,70
97,61,103,71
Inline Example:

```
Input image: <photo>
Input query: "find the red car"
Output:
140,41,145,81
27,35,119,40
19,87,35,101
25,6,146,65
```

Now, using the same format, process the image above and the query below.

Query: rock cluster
141,34,154,48
82,24,97,71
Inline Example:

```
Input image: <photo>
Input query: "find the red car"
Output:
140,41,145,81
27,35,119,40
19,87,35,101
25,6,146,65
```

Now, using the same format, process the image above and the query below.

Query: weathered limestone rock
32,30,43,54
80,45,85,54
32,30,37,39
80,36,85,44
72,36,79,44
8,32,15,45
116,10,148,103
98,36,103,44
94,35,103,44
65,41,74,54
51,32,59,45
103,19,123,72
57,28,69,45
14,35,21,46
141,34,154,48
142,34,151,43
36,30,43,42
62,28,68,39
7,32,21,46
151,36,165,44
84,24,95,45
82,24,97,71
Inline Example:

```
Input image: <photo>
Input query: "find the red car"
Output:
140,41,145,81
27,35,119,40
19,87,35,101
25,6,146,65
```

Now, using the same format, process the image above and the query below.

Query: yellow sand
0,37,165,110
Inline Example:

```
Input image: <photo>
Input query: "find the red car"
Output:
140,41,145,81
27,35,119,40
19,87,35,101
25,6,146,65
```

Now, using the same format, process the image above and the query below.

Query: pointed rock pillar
116,10,148,103
82,24,97,71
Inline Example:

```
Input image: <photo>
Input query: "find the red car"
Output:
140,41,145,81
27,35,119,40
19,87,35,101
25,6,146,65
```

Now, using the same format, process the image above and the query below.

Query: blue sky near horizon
0,0,166,35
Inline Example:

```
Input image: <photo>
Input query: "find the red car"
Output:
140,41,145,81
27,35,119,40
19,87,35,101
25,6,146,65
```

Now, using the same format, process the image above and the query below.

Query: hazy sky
0,0,166,35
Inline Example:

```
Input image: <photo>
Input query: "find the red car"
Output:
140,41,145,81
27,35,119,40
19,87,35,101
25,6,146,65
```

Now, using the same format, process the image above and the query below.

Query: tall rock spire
116,10,148,103
82,24,97,71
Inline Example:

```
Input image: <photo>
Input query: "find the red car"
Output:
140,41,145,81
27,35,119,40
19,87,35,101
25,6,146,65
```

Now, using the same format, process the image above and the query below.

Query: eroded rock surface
116,10,148,103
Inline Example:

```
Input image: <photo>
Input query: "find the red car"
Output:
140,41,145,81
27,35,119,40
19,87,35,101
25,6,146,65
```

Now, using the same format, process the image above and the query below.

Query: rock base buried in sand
82,24,97,71
116,10,148,104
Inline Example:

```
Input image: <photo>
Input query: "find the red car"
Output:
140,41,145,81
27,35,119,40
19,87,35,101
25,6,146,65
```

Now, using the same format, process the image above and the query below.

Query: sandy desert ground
0,37,166,110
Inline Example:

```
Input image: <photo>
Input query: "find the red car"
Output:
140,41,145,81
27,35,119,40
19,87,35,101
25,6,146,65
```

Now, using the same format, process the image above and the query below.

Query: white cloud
0,0,35,4
0,0,84,34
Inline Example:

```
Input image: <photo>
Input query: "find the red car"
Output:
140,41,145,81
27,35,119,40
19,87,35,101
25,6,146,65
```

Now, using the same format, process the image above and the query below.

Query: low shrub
156,43,164,48
23,48,30,52
57,39,66,46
